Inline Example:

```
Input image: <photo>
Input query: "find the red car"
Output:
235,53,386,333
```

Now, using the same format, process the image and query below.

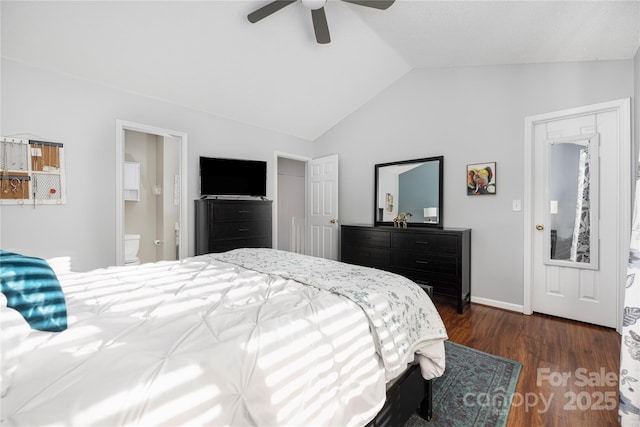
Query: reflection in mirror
374,156,443,228
545,134,599,269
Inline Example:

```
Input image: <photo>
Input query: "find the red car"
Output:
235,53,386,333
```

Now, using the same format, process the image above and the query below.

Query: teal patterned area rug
405,341,522,427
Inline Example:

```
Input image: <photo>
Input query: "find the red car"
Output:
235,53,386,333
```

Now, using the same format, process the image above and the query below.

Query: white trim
618,99,632,333
523,117,534,315
471,296,524,314
523,98,631,332
273,151,311,252
115,120,189,265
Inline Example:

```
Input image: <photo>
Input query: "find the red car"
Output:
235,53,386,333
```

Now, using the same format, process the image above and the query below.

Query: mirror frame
374,156,444,228
543,134,599,270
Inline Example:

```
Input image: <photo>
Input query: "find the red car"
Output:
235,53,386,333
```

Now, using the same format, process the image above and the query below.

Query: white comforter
1,249,446,427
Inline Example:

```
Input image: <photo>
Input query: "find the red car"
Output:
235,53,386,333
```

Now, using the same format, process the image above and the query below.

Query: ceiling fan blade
248,0,296,23
311,7,331,44
341,0,395,10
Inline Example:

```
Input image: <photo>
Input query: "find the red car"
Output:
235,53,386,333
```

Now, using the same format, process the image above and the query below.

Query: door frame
523,98,631,332
115,120,188,265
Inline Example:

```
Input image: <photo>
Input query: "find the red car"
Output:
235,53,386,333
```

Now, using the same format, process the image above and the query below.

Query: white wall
1,59,313,271
313,60,635,307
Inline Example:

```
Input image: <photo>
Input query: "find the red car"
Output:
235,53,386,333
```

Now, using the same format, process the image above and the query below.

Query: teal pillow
0,250,67,332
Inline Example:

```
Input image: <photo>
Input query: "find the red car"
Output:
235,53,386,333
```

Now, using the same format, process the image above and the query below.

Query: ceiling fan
247,0,396,44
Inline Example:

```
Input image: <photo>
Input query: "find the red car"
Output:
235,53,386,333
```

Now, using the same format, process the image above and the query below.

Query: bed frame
367,363,433,426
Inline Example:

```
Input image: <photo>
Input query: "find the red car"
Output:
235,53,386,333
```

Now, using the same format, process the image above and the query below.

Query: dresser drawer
390,251,457,276
401,272,458,297
211,220,271,240
342,227,390,248
392,233,457,255
210,236,272,252
342,245,390,268
212,202,272,221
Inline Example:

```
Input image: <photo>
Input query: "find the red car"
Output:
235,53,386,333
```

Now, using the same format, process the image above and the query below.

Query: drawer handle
238,210,250,214
416,260,429,265
238,228,250,232
416,241,430,245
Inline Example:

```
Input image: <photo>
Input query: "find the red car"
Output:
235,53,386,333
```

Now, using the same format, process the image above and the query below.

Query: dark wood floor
433,298,621,427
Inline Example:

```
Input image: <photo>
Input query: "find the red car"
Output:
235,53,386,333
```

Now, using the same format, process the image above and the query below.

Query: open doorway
123,131,180,264
276,155,307,254
115,120,188,266
274,153,340,260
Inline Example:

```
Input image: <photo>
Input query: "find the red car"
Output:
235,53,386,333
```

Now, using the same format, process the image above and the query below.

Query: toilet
124,234,141,265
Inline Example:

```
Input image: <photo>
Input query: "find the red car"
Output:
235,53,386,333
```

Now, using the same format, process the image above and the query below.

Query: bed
0,248,447,426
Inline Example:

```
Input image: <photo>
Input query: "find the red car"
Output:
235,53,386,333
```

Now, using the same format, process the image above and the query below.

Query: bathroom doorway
123,131,180,264
115,121,188,266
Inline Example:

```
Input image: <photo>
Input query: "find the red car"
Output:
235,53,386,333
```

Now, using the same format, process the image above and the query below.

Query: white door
526,100,631,329
308,154,339,260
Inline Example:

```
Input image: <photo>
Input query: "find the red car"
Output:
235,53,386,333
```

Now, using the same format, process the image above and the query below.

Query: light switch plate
512,200,522,211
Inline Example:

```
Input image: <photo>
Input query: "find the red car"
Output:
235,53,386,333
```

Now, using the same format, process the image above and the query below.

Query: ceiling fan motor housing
301,0,326,10
248,0,395,44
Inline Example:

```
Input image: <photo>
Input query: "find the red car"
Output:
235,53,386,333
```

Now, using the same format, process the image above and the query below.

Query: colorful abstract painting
467,162,496,195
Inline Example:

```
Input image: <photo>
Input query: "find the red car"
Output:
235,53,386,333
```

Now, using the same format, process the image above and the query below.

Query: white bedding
1,249,446,427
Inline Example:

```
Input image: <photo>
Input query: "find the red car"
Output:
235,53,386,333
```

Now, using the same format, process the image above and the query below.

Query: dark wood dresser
195,199,272,255
341,225,471,313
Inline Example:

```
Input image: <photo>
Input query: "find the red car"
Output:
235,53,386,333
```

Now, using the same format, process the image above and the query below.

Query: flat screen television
199,156,267,198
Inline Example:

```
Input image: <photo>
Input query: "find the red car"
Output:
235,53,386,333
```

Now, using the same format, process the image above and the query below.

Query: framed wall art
467,162,496,195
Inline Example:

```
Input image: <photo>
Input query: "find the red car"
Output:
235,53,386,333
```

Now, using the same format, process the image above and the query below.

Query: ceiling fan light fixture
302,0,326,10
247,0,395,44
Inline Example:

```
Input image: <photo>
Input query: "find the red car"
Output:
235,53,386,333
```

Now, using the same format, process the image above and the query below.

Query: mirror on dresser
374,156,443,227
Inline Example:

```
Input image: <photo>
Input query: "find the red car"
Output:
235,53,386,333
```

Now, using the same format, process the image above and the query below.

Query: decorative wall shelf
0,137,66,205
123,161,141,202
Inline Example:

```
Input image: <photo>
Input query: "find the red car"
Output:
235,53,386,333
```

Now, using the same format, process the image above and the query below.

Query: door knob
330,219,337,224
535,224,544,231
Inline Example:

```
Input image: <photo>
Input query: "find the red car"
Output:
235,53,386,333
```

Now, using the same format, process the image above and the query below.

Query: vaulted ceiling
2,1,639,141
